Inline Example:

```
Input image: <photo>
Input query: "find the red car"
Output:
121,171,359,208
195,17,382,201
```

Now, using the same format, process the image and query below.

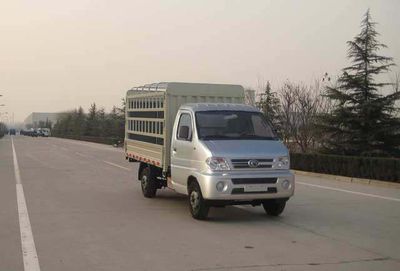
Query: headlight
274,156,290,169
206,157,230,171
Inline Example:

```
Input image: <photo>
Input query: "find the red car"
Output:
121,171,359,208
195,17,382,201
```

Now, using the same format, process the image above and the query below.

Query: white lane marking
297,181,400,202
12,139,22,185
103,160,131,171
12,137,41,271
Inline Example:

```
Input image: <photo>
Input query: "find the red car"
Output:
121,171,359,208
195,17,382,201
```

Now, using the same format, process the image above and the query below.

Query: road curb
293,170,400,189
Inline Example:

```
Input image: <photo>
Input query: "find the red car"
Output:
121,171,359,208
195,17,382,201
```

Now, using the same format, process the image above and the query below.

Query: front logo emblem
248,160,259,168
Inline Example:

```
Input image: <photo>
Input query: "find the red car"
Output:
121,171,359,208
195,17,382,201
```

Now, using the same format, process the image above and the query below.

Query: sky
1,0,399,122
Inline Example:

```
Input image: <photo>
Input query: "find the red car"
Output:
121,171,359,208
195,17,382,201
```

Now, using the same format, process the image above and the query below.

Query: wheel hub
141,175,148,188
190,191,200,210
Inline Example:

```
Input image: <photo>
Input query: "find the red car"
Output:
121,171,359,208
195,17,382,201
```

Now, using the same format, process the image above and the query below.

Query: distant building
24,112,59,129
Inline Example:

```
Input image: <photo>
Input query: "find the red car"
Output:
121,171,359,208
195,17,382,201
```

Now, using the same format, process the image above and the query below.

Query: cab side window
177,113,192,141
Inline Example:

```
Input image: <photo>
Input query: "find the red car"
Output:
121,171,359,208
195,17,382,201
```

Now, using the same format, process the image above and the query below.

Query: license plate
244,184,268,192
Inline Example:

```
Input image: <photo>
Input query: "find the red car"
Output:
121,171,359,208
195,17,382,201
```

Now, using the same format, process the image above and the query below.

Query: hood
201,140,288,158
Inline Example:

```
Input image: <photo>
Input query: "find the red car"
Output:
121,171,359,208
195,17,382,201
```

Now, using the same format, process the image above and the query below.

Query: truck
125,82,294,219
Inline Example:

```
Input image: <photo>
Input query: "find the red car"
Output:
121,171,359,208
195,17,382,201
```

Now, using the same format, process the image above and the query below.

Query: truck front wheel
140,166,157,198
188,181,209,220
262,200,286,216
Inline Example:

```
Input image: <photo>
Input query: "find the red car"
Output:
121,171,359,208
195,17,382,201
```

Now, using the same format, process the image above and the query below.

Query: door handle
173,147,177,152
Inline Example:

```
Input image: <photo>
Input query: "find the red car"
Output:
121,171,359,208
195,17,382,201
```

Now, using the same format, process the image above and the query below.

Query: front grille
231,187,277,194
231,178,277,185
231,158,273,169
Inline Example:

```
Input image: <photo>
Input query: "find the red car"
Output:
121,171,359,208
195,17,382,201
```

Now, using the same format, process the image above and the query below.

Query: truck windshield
195,111,278,140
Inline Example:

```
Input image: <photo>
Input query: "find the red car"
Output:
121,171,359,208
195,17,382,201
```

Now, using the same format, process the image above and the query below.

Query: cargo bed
125,82,244,172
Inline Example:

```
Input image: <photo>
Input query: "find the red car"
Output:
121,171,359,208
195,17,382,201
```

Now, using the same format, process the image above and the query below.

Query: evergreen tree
319,10,400,156
109,105,125,138
116,99,126,139
52,100,125,142
85,103,99,136
72,107,86,136
257,81,282,134
97,107,107,137
62,113,73,135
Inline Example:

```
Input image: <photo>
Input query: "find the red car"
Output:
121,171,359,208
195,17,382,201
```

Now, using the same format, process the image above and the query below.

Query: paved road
1,135,400,271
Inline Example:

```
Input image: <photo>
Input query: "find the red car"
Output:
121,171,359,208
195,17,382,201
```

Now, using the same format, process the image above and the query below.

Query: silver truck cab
169,103,294,219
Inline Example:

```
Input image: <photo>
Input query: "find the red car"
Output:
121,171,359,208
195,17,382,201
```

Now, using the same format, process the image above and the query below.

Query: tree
53,112,74,136
109,104,125,139
72,107,86,136
97,107,107,137
52,100,126,143
257,81,281,133
85,103,99,136
391,71,399,93
319,10,400,156
0,122,7,138
277,80,330,152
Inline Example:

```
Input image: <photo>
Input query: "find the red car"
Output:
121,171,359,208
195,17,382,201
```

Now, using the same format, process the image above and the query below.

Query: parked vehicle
125,82,294,219
37,128,51,137
9,128,16,135
35,129,43,136
21,129,31,136
20,128,50,137
24,129,38,137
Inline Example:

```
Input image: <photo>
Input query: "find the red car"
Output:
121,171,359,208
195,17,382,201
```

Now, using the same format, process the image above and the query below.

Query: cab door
170,110,194,194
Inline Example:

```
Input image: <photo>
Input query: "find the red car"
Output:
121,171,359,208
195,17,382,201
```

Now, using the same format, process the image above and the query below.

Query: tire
262,200,286,216
188,181,209,220
140,166,157,198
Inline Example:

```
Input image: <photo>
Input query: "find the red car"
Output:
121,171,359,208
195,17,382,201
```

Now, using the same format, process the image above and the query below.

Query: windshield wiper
201,134,278,140
200,135,232,140
239,134,278,140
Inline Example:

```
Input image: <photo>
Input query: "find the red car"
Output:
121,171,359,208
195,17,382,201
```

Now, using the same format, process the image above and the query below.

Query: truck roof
126,82,244,97
181,103,259,113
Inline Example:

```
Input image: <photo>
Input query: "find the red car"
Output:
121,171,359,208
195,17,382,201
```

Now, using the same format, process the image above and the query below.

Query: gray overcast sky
1,0,399,122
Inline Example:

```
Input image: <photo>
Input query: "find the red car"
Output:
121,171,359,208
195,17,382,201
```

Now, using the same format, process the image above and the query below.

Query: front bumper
195,170,295,200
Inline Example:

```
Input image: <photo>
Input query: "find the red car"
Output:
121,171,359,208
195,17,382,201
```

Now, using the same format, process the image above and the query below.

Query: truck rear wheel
140,166,157,198
262,200,286,216
188,181,209,220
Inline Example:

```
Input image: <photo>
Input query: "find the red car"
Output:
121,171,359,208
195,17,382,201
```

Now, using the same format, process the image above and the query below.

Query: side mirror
178,126,190,140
